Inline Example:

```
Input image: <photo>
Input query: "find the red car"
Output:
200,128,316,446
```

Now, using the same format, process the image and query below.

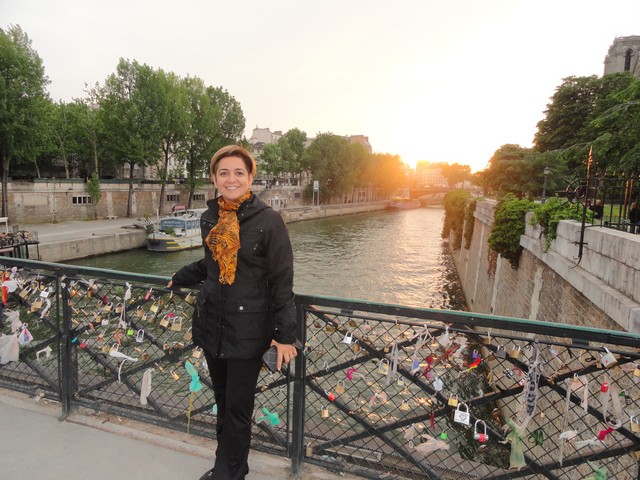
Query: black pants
204,353,263,480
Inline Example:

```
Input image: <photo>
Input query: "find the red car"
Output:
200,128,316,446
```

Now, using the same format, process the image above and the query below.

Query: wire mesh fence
0,258,638,479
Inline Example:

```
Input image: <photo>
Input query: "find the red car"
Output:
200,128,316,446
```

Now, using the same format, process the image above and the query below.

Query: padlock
601,382,609,393
31,298,43,310
448,394,459,407
348,319,357,328
400,400,410,411
184,292,196,304
150,302,159,313
377,358,390,375
508,345,521,359
481,332,491,345
171,316,183,331
192,348,203,359
320,406,330,418
634,364,640,378
352,340,360,353
495,344,507,359
159,315,170,328
114,303,123,314
135,329,145,343
183,327,193,342
335,380,345,394
599,348,617,368
325,324,335,333
145,312,155,323
471,349,479,360
453,402,470,425
19,287,30,299
630,415,640,433
136,306,145,318
306,443,313,456
171,370,180,380
432,376,444,392
342,332,353,345
103,302,113,312
474,420,488,442
440,431,448,440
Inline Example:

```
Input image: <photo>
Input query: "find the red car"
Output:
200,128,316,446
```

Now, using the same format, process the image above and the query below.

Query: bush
442,189,472,249
530,197,584,251
488,193,535,268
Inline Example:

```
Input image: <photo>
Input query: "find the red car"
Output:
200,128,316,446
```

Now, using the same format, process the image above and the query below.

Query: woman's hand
270,340,297,371
167,280,173,288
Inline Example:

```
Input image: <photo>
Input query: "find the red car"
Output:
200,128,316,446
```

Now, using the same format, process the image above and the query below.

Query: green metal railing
0,257,639,479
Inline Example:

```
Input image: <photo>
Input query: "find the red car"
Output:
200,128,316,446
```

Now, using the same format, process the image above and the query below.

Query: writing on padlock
630,415,640,433
474,419,488,443
453,402,470,426
599,347,617,368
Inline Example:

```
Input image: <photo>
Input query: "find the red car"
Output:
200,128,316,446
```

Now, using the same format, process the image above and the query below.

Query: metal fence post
290,300,307,477
58,275,73,420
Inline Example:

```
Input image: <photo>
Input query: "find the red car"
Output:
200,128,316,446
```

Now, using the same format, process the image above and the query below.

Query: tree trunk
127,163,134,218
1,155,10,218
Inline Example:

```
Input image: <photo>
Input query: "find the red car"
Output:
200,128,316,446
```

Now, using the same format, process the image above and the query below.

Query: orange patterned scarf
205,191,252,285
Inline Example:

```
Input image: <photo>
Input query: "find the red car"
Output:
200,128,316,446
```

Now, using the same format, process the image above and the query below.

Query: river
68,206,466,310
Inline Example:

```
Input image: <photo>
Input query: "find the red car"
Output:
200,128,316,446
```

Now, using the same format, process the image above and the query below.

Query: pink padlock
601,382,609,393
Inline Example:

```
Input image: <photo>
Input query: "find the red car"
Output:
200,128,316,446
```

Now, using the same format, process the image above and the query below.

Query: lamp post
541,167,550,204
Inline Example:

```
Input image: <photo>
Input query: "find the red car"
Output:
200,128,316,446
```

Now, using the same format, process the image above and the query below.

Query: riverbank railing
0,257,638,480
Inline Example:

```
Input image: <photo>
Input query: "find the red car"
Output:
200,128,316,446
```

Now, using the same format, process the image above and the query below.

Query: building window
625,49,633,72
192,193,205,201
166,193,180,202
72,195,92,205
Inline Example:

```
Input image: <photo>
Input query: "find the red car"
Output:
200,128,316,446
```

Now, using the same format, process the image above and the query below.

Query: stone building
603,35,640,77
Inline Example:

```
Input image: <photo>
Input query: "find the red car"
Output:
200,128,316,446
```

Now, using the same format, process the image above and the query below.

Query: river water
68,206,466,310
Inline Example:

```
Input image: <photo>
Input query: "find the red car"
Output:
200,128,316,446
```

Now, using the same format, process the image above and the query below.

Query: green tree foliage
442,189,471,249
305,133,355,201
0,25,50,215
97,59,165,217
365,153,407,197
441,163,471,188
86,172,102,220
534,76,601,155
487,194,535,268
153,69,189,215
529,197,583,251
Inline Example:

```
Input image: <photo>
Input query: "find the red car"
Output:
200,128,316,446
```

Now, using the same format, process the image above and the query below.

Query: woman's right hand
167,279,173,288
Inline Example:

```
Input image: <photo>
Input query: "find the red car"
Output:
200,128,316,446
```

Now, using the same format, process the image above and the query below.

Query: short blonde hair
210,145,256,179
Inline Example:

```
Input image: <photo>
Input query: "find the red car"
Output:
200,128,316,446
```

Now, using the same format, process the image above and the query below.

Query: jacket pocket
224,297,271,340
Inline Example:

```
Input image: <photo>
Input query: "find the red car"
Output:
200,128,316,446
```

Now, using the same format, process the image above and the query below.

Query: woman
168,145,297,480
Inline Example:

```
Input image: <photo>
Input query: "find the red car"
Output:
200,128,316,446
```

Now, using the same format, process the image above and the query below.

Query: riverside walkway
2,218,359,480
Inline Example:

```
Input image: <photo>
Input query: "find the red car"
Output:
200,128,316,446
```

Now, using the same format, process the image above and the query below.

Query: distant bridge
408,185,450,198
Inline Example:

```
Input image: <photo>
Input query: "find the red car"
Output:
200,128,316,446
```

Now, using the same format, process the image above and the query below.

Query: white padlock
599,347,617,368
453,402,470,425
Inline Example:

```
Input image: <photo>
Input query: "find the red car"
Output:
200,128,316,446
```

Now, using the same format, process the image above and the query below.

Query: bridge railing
0,257,639,480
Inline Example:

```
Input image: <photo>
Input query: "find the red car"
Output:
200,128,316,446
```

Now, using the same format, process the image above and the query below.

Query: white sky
3,0,639,172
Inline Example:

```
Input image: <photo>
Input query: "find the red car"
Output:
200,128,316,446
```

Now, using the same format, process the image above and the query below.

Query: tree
153,69,188,215
534,76,601,155
0,25,50,215
97,59,163,218
305,133,354,202
176,76,217,208
441,163,471,188
86,172,101,220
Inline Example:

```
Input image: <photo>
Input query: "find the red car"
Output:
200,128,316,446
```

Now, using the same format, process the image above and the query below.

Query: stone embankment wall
452,200,640,334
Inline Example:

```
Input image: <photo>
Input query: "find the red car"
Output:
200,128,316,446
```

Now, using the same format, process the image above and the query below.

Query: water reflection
68,207,466,310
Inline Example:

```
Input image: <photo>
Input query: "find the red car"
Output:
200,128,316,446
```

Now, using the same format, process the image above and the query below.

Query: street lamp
541,167,551,204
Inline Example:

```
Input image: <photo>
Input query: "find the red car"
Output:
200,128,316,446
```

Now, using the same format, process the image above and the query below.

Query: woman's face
212,155,254,202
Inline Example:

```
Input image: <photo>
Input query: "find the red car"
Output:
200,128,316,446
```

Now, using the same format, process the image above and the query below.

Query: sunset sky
3,0,640,172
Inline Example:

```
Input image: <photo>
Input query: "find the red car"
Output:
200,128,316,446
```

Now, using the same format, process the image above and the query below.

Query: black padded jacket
171,194,296,360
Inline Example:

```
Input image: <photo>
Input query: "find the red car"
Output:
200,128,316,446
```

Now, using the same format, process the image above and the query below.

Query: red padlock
327,392,335,402
601,382,609,393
